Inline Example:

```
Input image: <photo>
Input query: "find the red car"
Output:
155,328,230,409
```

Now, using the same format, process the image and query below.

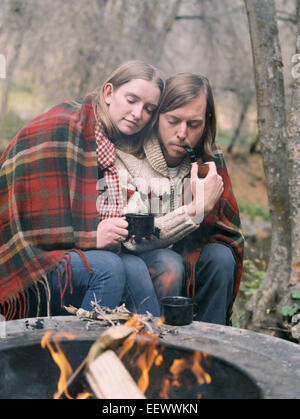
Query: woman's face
103,78,161,135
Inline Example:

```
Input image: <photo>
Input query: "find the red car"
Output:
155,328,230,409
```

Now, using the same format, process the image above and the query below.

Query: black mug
160,296,194,326
125,213,160,243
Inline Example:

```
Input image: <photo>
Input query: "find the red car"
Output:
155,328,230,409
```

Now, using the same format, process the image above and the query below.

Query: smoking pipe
183,145,197,163
183,145,209,178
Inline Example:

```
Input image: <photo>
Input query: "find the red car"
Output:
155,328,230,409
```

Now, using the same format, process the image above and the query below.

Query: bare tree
23,0,182,99
284,1,300,305
244,0,300,339
0,0,183,144
0,0,32,138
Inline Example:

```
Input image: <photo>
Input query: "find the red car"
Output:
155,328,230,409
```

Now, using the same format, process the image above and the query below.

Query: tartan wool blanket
0,94,100,319
173,143,244,324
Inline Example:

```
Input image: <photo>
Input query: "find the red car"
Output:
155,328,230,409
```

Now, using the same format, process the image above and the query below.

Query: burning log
85,350,145,399
55,325,137,399
41,317,213,399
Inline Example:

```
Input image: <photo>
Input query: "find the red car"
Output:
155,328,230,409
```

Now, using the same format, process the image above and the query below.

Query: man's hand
96,217,128,251
187,161,224,217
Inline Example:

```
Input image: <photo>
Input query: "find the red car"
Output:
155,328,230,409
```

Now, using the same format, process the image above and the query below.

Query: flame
40,315,211,399
160,351,211,398
154,316,165,328
136,339,159,394
119,314,212,398
160,378,171,399
41,330,90,399
119,314,164,395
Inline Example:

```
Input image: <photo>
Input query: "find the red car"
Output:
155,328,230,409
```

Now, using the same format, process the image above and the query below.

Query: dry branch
64,304,131,323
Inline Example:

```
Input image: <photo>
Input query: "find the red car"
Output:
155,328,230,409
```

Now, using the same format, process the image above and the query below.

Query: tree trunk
279,1,300,321
287,1,300,285
243,0,292,333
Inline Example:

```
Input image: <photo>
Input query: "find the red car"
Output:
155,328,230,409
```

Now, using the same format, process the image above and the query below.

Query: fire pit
0,337,260,399
0,316,299,399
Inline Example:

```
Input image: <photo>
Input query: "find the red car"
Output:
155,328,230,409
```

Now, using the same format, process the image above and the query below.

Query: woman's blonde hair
93,60,164,151
157,72,216,157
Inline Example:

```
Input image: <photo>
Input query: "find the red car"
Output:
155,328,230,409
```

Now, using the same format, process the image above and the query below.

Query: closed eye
127,97,136,104
145,106,156,114
166,117,180,125
188,121,203,129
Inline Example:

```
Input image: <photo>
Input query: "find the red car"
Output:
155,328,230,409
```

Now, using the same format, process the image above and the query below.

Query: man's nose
177,122,187,140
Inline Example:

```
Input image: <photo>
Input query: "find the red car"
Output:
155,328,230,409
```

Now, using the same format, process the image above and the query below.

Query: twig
264,326,291,333
64,303,181,338
64,305,131,323
91,304,115,327
136,296,150,312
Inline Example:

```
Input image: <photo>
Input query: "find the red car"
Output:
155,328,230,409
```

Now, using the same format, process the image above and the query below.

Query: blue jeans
27,250,161,317
27,244,235,324
138,248,185,301
120,249,185,316
119,253,160,316
193,243,236,325
140,244,236,325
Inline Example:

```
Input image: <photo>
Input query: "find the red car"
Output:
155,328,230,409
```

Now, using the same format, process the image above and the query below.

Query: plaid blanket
173,143,244,324
0,94,100,318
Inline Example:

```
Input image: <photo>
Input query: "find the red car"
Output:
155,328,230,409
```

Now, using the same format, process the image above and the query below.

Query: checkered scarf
95,123,122,219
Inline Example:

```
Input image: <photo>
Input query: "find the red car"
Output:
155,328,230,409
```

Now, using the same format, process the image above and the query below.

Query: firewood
85,349,145,399
55,325,134,399
64,304,131,323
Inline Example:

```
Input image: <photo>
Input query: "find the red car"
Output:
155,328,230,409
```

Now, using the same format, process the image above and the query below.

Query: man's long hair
157,72,217,158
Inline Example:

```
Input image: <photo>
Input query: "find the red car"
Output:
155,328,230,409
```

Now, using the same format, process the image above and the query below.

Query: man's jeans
143,244,236,325
193,243,236,324
139,248,185,301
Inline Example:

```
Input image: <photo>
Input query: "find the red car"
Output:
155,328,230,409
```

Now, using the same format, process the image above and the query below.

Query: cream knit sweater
114,136,202,253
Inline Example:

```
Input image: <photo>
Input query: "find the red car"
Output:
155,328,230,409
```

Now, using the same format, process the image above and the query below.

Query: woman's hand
187,161,224,217
96,217,128,251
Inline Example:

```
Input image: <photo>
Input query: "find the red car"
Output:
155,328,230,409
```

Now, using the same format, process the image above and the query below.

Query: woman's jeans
28,244,235,325
28,248,184,318
28,250,161,317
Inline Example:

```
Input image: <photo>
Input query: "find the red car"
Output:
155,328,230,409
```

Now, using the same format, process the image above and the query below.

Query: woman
0,60,164,319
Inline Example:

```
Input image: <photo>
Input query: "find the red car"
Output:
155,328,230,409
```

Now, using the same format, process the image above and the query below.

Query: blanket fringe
0,249,92,320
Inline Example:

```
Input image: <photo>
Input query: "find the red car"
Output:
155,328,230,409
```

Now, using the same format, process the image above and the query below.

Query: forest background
0,0,299,341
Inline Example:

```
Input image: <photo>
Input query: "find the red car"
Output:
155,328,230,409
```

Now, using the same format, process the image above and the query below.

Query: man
115,72,244,325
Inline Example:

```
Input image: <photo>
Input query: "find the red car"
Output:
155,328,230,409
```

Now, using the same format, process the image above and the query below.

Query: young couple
0,60,243,325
